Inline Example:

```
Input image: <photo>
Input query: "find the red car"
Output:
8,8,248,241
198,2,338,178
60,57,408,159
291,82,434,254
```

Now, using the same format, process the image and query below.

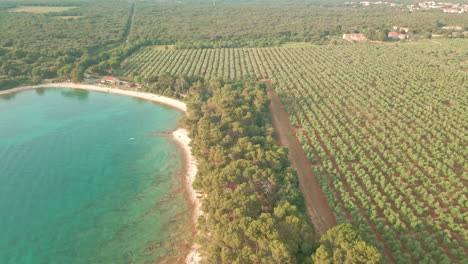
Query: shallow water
0,88,190,263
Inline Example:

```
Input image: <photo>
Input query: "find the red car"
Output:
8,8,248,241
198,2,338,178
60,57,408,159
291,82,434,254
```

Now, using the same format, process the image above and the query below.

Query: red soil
262,79,337,235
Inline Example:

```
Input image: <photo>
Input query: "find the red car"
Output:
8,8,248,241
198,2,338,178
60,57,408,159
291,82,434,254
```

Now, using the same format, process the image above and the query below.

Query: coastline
170,129,202,264
0,82,186,112
0,82,201,264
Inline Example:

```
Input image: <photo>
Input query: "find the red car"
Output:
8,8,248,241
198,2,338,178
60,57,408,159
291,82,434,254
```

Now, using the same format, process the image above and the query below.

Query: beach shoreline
170,129,202,264
0,82,186,112
0,82,201,264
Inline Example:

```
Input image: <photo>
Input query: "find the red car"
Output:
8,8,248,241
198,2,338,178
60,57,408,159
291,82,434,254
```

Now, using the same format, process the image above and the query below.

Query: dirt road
262,79,337,235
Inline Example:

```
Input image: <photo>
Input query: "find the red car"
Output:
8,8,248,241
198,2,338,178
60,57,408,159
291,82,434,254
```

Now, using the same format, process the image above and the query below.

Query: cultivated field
55,16,82,19
120,40,468,263
8,6,77,13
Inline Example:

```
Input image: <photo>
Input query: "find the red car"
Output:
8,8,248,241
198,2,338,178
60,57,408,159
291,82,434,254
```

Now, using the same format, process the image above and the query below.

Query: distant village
344,1,468,14
342,26,411,41
342,22,466,42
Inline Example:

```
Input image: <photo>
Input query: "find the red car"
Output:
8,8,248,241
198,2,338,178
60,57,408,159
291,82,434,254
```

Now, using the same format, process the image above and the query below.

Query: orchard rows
120,43,467,264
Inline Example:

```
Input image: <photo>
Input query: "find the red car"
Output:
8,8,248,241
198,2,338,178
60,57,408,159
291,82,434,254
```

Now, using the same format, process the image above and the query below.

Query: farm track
262,79,337,236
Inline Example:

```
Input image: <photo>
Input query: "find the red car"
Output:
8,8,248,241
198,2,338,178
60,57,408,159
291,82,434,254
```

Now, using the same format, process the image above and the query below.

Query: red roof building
443,8,460,13
101,76,119,84
388,32,408,40
397,34,408,39
388,32,399,38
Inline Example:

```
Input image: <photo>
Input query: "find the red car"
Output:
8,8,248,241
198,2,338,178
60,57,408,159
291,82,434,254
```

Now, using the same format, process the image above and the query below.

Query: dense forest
130,2,468,47
0,0,137,88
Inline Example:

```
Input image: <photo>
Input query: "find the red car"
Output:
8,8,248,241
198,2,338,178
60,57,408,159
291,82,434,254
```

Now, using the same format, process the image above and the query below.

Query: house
388,32,407,40
388,32,399,39
443,8,460,13
399,27,410,33
442,25,463,30
125,82,136,88
101,76,120,85
343,33,367,41
397,34,408,40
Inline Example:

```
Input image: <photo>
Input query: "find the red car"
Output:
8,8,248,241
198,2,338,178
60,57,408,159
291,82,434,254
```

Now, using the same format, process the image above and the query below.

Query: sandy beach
1,82,201,264
171,129,202,264
0,83,187,112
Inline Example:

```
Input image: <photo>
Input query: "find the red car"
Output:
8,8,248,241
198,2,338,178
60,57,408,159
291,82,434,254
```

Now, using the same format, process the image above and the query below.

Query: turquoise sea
0,88,190,263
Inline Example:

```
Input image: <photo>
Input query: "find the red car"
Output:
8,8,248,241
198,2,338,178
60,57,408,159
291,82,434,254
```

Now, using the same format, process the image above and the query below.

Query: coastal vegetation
312,224,381,264
185,78,315,263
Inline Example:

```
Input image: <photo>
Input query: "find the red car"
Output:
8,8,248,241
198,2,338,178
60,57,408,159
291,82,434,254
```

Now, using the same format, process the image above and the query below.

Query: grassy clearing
280,42,312,48
150,45,175,51
8,6,77,14
54,16,82,20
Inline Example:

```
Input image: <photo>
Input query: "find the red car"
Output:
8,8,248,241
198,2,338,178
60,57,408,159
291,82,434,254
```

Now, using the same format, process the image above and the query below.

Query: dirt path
427,39,442,45
262,79,336,235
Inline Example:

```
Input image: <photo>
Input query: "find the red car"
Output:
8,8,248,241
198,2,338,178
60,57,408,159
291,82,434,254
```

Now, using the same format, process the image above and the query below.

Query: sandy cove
0,82,187,112
0,82,202,264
